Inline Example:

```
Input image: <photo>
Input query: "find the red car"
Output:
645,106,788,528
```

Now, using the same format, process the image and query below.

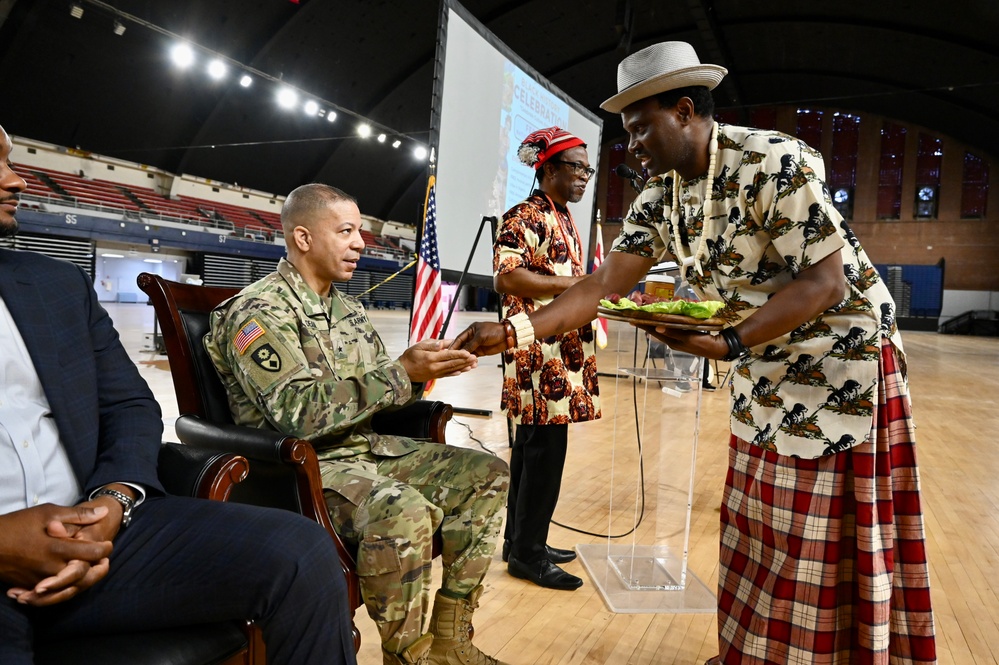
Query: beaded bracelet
503,311,536,350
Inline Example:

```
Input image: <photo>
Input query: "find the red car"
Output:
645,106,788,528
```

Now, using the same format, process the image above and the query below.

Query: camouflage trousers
320,443,509,654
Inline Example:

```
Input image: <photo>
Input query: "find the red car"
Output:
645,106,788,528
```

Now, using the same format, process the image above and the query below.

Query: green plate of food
597,293,727,331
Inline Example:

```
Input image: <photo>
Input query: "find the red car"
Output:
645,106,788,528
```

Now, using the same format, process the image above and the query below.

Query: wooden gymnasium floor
111,302,999,665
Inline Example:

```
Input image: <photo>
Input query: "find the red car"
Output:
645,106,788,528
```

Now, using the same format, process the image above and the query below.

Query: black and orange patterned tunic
494,192,601,426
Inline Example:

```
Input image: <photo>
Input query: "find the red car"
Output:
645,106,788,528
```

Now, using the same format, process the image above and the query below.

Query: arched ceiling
2,0,997,226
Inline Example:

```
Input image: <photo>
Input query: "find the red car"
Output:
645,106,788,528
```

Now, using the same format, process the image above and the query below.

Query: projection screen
431,0,603,282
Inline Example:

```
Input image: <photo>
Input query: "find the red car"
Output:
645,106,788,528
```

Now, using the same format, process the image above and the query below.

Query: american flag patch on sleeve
234,319,266,355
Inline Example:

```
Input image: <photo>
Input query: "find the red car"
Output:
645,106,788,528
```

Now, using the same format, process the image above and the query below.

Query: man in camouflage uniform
204,184,510,665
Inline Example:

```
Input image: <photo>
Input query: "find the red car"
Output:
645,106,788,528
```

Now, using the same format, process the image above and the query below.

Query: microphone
614,163,644,193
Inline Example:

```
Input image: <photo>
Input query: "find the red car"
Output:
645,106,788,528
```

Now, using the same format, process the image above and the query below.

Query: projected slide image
498,62,570,213
435,5,601,278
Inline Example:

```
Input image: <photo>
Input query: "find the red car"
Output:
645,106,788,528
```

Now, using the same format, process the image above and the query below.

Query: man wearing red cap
493,126,600,590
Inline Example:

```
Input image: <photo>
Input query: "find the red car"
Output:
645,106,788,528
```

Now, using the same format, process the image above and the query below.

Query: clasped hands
1,494,126,607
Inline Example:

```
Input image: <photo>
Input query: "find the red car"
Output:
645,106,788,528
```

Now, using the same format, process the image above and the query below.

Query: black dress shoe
544,545,577,564
501,541,577,564
508,556,583,590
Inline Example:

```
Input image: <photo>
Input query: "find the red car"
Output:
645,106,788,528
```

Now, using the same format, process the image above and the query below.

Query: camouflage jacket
613,124,903,458
204,258,420,459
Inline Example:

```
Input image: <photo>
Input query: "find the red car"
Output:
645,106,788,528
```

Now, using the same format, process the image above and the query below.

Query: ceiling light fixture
170,43,195,69
70,3,84,19
207,59,227,80
85,1,417,161
101,253,124,258
413,146,428,160
276,87,298,109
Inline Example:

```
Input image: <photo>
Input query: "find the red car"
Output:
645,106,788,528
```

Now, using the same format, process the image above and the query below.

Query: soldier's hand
449,322,507,356
400,338,478,382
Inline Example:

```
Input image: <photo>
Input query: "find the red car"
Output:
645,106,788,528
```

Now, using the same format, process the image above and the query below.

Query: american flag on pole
410,176,443,344
592,216,608,349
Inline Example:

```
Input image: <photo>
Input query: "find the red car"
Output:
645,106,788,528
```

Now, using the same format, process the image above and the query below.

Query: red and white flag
410,176,442,344
592,217,608,349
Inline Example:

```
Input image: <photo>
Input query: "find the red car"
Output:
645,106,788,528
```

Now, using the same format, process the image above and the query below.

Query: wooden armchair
136,272,453,652
35,444,264,665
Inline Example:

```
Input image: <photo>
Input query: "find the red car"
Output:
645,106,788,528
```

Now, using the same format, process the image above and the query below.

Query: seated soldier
0,124,355,665
204,183,510,665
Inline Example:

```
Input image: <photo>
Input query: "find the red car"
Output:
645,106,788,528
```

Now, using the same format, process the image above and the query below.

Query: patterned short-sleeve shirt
612,124,902,458
495,192,601,426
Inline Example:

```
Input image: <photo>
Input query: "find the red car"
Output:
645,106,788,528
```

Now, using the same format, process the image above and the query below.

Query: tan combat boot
426,586,507,665
383,633,434,665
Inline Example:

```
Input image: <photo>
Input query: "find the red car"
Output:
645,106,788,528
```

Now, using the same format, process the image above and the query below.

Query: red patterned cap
517,126,586,170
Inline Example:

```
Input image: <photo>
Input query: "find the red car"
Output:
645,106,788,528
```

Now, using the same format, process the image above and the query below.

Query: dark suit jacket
0,248,164,496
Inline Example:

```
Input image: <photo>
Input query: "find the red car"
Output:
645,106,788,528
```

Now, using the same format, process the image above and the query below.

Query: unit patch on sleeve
234,319,266,354
250,344,282,372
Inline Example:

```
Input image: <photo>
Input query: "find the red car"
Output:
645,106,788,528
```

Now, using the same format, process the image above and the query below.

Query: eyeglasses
550,159,595,178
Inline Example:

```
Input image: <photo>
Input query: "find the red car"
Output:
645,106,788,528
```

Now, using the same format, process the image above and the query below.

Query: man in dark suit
0,124,356,664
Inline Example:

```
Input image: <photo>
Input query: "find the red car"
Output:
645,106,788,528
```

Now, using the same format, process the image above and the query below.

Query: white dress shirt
0,294,81,514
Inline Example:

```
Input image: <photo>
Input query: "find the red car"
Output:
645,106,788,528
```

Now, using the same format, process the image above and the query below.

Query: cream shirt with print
612,124,903,458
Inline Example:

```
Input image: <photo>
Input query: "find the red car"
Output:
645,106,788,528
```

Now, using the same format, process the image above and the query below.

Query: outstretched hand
399,338,479,383
635,324,729,359
449,321,507,357
1,503,115,607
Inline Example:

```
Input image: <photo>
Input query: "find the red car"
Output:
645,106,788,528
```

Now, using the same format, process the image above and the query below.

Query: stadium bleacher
27,166,140,212
14,162,413,261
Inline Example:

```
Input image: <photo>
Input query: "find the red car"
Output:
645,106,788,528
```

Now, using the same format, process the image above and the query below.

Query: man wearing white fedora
454,41,937,665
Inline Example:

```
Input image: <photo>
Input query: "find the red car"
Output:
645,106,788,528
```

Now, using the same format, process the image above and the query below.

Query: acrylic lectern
577,330,717,614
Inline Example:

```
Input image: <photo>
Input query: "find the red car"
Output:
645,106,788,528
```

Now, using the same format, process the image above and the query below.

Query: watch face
918,186,935,201
833,188,850,203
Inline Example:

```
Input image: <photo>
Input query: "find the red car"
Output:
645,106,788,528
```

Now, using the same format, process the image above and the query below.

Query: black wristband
720,327,750,362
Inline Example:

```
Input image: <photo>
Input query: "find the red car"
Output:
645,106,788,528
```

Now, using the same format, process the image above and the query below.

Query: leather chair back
136,273,238,423
137,273,306,515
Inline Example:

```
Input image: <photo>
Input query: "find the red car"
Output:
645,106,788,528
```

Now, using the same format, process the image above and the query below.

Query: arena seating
178,195,278,235
15,163,412,259
359,229,407,258
26,166,140,212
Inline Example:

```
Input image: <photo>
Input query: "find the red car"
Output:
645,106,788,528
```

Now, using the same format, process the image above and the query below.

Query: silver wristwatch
93,488,136,527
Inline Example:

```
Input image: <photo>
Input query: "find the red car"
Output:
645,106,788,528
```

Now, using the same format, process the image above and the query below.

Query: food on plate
599,291,725,319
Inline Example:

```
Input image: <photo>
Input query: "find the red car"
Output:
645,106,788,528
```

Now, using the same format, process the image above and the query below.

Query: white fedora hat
601,41,727,113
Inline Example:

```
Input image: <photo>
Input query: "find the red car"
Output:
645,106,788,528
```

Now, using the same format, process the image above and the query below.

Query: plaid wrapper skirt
716,339,937,664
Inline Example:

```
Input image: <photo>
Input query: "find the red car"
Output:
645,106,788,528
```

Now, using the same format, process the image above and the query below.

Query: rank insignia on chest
250,344,282,372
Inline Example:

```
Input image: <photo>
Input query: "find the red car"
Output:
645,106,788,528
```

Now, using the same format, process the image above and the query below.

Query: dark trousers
1,496,356,665
504,423,568,564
